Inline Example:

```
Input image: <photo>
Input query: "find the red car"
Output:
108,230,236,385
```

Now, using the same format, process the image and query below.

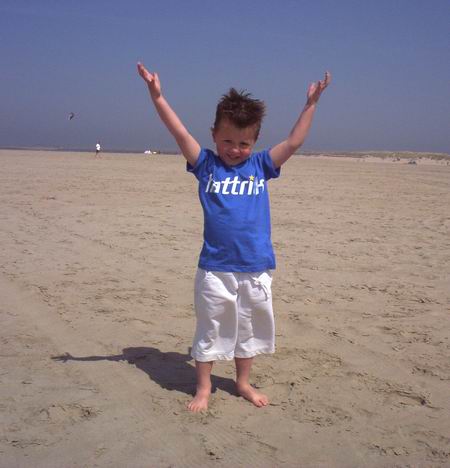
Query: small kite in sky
68,112,75,120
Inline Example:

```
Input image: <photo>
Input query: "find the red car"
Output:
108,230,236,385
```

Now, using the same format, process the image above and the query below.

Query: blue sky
1,0,449,153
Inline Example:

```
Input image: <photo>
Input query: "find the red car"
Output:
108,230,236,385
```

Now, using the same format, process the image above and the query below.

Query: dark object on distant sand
408,160,417,165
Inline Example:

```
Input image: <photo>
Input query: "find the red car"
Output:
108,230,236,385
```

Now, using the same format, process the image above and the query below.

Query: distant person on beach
95,141,101,157
137,62,330,412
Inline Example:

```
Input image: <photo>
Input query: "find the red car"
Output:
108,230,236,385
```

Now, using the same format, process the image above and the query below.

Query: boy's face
212,119,257,166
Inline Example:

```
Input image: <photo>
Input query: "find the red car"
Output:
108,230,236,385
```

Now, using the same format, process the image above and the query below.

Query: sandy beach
1,149,449,467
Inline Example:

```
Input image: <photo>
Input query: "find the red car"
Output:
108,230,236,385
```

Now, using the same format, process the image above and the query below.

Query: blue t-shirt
187,148,280,272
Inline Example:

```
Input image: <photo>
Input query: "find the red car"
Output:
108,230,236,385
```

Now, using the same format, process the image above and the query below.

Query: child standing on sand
137,62,330,412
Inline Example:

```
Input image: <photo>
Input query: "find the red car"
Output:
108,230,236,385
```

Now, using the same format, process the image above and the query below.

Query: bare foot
187,385,211,412
236,382,269,407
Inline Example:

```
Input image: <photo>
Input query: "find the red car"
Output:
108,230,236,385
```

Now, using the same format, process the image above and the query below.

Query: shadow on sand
52,347,237,396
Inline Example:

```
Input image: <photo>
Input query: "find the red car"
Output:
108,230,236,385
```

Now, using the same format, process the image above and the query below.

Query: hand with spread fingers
307,71,331,106
51,352,73,363
137,61,201,165
269,70,331,167
137,62,161,100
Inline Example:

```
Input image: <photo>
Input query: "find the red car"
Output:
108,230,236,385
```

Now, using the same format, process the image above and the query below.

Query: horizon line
1,146,449,159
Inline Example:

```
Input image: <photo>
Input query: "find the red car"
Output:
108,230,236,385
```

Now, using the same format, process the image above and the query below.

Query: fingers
320,71,331,89
313,71,331,96
306,71,331,104
137,62,149,78
137,62,146,77
137,62,147,75
137,62,154,83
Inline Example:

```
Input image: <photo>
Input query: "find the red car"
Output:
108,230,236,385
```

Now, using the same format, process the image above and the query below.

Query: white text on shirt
205,174,265,195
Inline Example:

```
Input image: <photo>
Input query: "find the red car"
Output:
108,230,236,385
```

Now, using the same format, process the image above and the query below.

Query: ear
211,127,216,142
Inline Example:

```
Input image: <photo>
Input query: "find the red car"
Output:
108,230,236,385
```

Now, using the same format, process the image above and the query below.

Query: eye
240,143,250,148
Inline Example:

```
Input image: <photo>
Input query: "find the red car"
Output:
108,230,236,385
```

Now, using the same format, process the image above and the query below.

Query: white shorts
191,269,275,362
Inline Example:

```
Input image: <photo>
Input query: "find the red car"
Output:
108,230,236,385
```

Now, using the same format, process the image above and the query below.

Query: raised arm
270,71,331,168
137,62,201,166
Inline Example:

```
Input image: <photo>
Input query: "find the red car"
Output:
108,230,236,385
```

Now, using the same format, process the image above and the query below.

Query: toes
187,400,208,412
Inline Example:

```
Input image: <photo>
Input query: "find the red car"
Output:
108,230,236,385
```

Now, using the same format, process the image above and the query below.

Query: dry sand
1,149,449,467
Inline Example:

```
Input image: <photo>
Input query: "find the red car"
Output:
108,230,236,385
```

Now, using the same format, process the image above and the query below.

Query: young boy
137,62,330,412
